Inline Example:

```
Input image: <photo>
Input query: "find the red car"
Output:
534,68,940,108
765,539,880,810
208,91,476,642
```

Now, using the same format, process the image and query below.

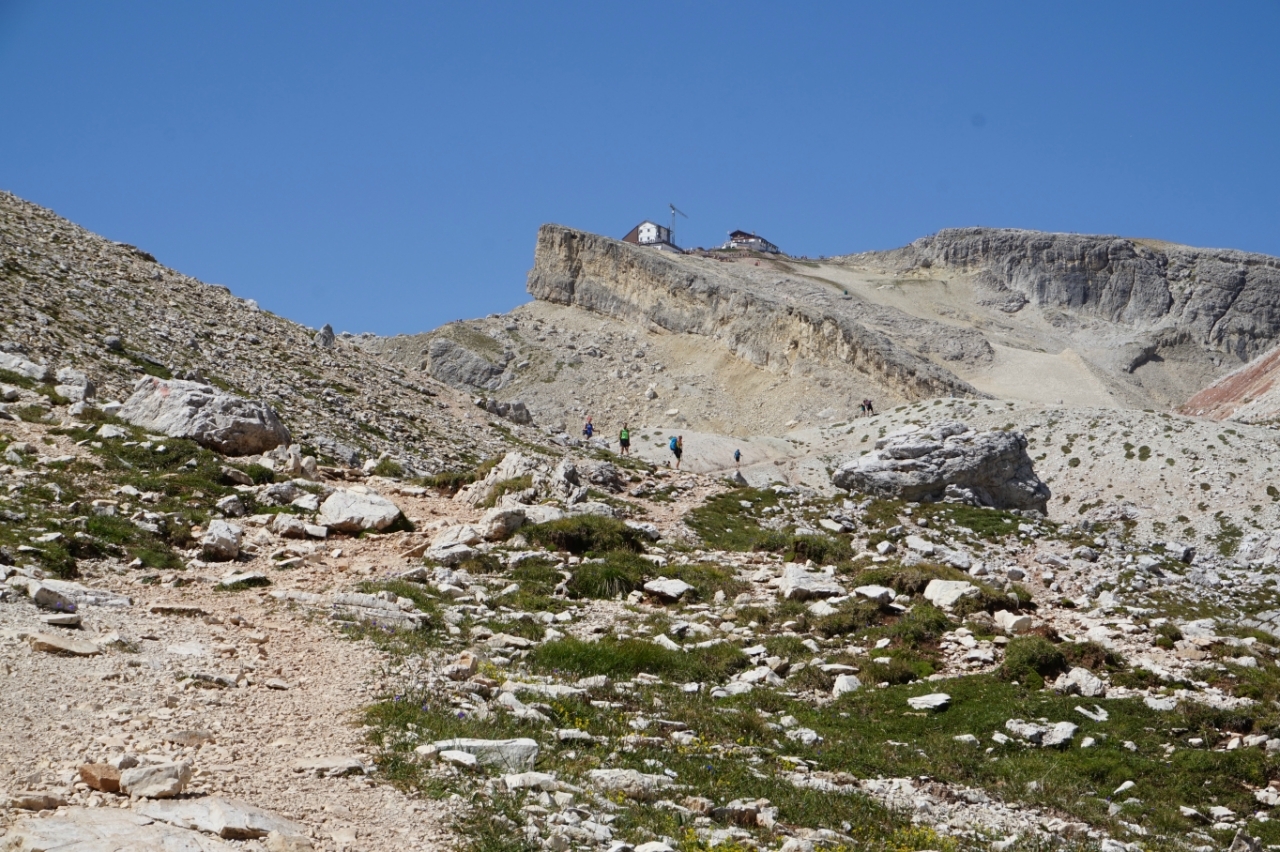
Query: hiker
865,399,875,416
858,400,866,417
733,448,741,468
618,422,631,456
582,416,594,440
669,434,683,469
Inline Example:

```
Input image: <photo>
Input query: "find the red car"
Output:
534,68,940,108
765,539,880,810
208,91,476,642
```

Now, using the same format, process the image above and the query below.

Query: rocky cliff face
845,228,1280,362
526,224,984,402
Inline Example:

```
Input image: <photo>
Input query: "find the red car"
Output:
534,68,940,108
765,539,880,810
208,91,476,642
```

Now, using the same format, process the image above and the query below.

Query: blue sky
2,2,1277,335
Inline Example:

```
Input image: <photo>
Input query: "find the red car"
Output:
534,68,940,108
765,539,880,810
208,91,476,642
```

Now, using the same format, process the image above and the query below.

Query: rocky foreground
4,367,1280,852
8,191,1280,852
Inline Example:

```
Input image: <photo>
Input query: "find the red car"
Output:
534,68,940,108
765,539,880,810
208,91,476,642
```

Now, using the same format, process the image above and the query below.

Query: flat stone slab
586,768,673,801
907,693,951,711
1,806,240,850
150,604,209,617
922,579,979,609
27,632,101,656
291,756,367,777
853,584,895,604
431,737,539,772
135,796,308,840
643,578,694,602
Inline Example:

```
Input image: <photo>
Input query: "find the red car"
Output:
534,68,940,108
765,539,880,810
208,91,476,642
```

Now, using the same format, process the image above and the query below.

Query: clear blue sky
2,2,1277,335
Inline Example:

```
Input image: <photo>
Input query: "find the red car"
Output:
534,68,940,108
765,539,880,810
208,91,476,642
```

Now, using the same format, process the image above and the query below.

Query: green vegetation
243,463,275,485
371,457,405,478
529,636,747,682
999,635,1067,687
523,515,647,556
685,487,782,551
566,551,648,599
480,474,533,508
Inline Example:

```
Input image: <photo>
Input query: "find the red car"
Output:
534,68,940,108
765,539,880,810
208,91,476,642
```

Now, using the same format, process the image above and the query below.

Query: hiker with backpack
618,422,631,456
582,416,594,440
669,434,683,469
734,448,741,468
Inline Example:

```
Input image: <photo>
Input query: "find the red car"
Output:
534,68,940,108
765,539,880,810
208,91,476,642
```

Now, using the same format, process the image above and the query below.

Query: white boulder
120,760,193,798
119,377,290,455
201,521,242,562
922,579,979,609
317,490,403,533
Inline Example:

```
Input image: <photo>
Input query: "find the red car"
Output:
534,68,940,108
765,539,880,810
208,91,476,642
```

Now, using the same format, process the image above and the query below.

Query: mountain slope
366,225,1280,435
0,191,518,473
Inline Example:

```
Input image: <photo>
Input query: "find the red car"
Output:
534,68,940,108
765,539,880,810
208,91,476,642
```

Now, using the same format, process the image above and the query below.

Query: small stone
644,578,694,602
79,763,121,793
832,674,862,698
439,749,479,769
120,760,193,798
907,693,951,711
587,768,673,801
8,791,67,810
853,584,894,604
291,756,367,777
922,579,979,609
201,520,242,562
27,632,100,656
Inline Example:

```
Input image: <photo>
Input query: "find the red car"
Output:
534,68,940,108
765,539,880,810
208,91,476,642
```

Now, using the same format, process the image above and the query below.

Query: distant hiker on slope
734,448,741,468
619,423,631,456
583,416,594,440
669,434,683,469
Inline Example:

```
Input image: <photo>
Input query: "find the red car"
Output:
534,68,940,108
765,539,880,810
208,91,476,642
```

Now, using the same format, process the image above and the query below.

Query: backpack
669,436,678,451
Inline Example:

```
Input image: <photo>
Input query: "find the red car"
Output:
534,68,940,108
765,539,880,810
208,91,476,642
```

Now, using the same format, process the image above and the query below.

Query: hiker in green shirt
618,423,631,456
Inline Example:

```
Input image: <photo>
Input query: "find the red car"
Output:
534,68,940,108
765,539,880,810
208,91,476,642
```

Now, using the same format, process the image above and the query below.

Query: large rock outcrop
119,377,290,456
832,421,1050,512
526,224,985,402
845,228,1280,363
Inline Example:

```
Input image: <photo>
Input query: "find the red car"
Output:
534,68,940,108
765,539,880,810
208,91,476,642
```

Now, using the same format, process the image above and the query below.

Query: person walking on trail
733,448,741,468
864,399,875,417
669,434,683,469
582,416,594,440
618,423,631,456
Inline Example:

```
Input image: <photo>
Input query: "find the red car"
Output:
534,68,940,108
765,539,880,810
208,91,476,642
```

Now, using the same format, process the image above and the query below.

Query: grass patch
658,560,747,601
567,551,648,599
524,515,646,556
481,474,533,508
244,463,276,485
999,635,1067,687
529,636,747,682
684,487,782,551
371,458,405,478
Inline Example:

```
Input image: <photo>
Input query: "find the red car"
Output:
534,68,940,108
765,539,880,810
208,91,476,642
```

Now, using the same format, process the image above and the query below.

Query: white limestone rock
922,579,979,609
317,490,403,533
119,377,290,456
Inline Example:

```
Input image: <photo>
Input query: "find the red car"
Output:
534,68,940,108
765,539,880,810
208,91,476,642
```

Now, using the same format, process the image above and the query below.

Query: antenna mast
669,203,688,246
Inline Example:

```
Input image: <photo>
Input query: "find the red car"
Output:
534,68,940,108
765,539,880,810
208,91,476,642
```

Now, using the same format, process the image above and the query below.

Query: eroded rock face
428,337,504,389
526,224,985,402
832,421,1049,512
119,377,290,456
852,227,1280,362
